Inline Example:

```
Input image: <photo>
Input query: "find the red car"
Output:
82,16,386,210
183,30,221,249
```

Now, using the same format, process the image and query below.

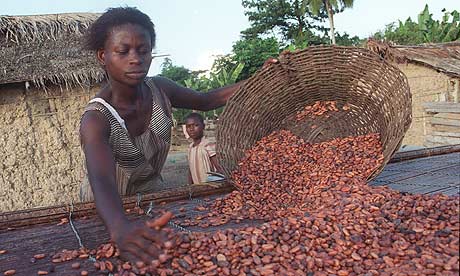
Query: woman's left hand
262,57,279,69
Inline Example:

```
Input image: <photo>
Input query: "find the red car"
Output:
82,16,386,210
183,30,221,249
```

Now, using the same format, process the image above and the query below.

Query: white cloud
193,49,225,72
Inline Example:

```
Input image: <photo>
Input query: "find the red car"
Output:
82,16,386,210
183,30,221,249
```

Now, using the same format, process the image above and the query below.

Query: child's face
185,118,204,139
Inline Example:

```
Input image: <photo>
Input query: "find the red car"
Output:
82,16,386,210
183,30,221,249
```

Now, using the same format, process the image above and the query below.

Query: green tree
373,19,424,45
418,5,460,43
230,37,281,81
373,5,460,44
335,32,363,46
159,58,208,123
209,63,245,89
159,58,193,85
158,57,247,122
194,63,246,119
241,0,329,46
307,0,354,45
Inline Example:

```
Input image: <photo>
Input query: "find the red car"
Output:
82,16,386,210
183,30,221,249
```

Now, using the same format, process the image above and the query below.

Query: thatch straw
367,39,460,78
0,13,105,89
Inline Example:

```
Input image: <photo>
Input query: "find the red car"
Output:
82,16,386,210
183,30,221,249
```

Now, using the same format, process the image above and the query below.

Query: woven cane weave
217,46,412,181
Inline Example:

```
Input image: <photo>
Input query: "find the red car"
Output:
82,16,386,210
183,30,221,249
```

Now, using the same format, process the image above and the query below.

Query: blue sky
3,0,459,75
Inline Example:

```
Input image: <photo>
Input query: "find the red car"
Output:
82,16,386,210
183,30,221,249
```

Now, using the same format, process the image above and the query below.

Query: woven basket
217,46,412,181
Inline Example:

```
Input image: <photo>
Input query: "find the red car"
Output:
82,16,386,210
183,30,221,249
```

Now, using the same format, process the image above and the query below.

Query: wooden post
454,79,459,103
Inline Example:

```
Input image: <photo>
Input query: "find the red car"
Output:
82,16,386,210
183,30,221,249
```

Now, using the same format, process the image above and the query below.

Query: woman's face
98,23,153,87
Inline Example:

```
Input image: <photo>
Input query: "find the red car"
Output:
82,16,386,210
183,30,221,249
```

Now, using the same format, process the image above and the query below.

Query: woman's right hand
110,219,166,265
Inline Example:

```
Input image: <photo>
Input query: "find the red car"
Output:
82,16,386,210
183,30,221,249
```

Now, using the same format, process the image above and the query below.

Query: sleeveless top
79,77,173,202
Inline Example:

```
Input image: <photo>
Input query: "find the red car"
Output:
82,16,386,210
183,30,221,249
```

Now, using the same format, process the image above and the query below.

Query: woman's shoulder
80,87,114,135
145,76,173,114
146,76,174,91
80,108,111,141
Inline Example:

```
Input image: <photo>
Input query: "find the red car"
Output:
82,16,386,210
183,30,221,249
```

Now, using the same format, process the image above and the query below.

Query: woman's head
85,7,156,51
86,7,156,86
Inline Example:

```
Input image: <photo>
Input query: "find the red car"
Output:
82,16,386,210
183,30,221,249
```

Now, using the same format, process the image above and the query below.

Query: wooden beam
432,131,460,138
431,117,460,127
433,113,460,120
0,182,234,230
390,144,460,163
432,124,460,133
426,135,460,145
423,102,460,114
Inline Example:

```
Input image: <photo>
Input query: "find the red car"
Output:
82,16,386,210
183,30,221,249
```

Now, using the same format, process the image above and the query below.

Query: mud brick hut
368,40,460,147
0,13,104,211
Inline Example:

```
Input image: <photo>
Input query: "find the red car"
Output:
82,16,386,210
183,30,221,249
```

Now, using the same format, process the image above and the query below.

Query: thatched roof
367,39,460,78
0,13,105,89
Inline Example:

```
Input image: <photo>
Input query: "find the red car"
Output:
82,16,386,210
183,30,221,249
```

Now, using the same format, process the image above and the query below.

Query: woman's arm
80,111,126,233
153,76,243,111
80,111,163,263
154,58,278,111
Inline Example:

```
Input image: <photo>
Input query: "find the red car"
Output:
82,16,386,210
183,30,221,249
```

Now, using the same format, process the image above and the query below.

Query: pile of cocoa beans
208,130,384,222
91,129,457,275
13,101,458,275
295,101,349,121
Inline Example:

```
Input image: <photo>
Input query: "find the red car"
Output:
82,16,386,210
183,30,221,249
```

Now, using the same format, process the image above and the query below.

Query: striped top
79,77,172,202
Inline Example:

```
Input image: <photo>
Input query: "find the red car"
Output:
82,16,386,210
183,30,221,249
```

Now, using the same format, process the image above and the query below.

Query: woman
80,7,276,264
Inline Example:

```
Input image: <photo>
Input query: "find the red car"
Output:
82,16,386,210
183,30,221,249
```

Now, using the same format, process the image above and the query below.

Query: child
185,113,223,184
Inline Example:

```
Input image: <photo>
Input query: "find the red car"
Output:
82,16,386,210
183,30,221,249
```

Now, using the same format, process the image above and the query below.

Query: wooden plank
431,117,460,127
432,124,460,133
386,158,458,173
432,131,460,138
423,102,460,113
425,135,460,145
0,182,233,230
412,185,453,195
433,113,460,120
402,173,459,187
434,187,460,196
386,183,419,193
424,142,447,148
376,171,425,182
369,179,391,187
0,195,260,275
390,145,460,163
373,169,408,179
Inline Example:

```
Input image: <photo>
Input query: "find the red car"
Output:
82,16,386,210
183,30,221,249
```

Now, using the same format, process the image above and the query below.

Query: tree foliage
159,58,245,123
307,0,354,15
231,37,281,81
159,58,194,85
241,0,329,46
307,0,355,44
241,0,361,48
373,5,460,44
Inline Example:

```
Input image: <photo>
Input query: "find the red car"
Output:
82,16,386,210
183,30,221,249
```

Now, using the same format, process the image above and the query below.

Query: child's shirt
188,136,216,184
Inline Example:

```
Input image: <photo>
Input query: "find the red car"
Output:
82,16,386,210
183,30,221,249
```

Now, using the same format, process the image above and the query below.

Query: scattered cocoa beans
146,211,173,230
33,254,46,260
296,100,342,121
31,129,459,275
56,218,68,226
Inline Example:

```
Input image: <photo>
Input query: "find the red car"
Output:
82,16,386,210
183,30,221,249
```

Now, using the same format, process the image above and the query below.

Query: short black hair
85,7,156,51
185,113,205,125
